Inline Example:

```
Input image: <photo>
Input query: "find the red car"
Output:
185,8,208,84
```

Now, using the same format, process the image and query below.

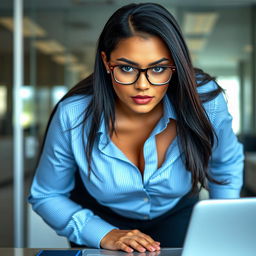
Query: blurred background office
0,0,256,249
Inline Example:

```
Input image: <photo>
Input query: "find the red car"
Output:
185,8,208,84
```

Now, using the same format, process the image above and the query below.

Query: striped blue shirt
28,80,244,248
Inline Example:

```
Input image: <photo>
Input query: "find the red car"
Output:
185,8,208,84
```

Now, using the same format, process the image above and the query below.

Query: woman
28,2,244,253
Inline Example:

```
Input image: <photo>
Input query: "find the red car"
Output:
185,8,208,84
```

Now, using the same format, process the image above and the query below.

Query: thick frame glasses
109,64,176,86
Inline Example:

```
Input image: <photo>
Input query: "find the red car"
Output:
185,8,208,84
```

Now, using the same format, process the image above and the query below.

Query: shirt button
144,215,149,220
143,197,149,202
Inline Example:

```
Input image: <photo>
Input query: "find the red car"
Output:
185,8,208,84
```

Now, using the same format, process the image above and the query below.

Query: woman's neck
114,100,164,127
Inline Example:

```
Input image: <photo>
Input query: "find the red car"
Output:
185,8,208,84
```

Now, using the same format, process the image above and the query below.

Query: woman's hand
100,229,161,253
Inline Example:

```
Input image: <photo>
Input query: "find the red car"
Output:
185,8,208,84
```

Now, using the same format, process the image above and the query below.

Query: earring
107,70,110,74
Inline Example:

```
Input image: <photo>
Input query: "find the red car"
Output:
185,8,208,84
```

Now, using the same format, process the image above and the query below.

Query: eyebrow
116,57,171,66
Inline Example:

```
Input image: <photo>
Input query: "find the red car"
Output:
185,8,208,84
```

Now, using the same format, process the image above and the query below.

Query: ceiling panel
0,0,254,73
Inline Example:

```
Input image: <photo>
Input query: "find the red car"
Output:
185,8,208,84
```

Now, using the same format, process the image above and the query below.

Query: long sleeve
28,101,117,248
208,93,244,199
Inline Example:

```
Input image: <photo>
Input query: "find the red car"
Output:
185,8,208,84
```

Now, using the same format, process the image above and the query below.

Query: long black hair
41,3,225,193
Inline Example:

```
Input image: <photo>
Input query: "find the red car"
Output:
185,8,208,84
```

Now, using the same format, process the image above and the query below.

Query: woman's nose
134,71,150,90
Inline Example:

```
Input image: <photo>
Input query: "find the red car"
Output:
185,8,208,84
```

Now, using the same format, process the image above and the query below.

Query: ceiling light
68,64,87,72
52,54,77,65
0,17,13,30
0,17,47,37
185,38,207,52
183,12,219,35
23,17,47,37
243,44,253,53
34,40,66,54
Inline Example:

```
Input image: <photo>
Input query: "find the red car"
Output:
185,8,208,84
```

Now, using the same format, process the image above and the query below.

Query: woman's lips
131,95,154,104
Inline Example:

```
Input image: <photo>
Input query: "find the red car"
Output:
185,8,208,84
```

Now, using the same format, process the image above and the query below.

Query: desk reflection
0,248,182,256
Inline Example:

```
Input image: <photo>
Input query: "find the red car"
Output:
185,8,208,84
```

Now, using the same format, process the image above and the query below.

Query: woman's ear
101,51,110,73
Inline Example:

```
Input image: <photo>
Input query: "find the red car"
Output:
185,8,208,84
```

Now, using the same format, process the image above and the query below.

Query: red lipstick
131,95,154,104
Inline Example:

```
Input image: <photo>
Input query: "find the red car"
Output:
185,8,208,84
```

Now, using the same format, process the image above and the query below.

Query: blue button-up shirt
28,80,244,248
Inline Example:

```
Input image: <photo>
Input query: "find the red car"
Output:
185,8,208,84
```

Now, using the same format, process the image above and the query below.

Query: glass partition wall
0,0,255,248
0,1,14,247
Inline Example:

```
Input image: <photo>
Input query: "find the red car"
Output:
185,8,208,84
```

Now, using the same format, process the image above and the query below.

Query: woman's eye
120,66,134,72
152,66,165,73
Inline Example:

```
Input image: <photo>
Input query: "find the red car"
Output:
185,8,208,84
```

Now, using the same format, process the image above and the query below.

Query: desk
0,248,183,256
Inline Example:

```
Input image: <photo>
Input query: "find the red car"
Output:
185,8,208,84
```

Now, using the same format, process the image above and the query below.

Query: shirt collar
148,95,176,137
163,94,176,121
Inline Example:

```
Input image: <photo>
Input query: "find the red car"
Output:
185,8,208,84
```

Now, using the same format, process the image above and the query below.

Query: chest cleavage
111,119,177,175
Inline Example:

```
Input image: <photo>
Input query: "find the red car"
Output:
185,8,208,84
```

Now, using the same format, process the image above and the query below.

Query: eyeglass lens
112,66,173,85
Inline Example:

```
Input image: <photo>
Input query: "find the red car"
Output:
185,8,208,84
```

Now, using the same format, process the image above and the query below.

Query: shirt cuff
209,188,241,199
81,215,119,248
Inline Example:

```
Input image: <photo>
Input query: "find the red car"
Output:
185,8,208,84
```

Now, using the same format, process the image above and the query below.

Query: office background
0,0,256,248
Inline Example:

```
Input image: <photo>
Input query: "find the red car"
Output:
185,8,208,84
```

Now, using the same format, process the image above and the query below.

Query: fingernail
149,246,155,251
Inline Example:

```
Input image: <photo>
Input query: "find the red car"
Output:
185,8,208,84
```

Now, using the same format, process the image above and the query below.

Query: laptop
182,197,256,256
83,198,256,256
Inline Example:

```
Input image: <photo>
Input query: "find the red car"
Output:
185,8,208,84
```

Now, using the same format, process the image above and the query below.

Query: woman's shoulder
59,94,92,112
56,94,93,127
196,78,218,93
196,79,228,125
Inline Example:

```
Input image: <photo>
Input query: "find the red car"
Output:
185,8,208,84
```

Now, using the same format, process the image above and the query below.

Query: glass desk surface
0,248,182,256
83,248,182,256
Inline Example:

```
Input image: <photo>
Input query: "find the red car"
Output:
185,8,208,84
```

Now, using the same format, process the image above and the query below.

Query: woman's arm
208,93,244,199
28,101,117,248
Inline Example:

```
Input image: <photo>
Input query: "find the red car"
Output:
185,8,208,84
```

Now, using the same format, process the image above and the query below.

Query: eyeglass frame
108,64,176,86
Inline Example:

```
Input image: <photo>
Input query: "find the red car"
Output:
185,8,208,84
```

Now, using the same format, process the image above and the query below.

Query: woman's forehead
110,35,173,65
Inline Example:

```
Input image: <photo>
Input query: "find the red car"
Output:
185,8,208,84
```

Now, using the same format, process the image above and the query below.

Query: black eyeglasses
108,64,176,85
